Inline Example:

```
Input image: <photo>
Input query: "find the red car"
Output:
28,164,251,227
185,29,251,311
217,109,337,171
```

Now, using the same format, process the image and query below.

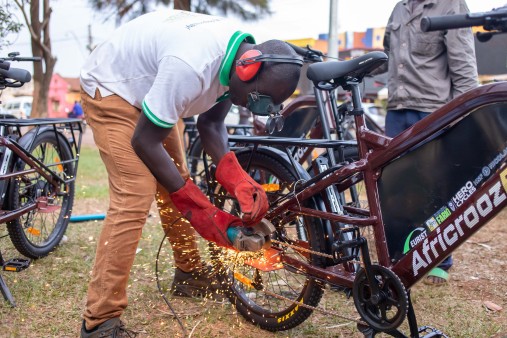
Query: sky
3,0,506,77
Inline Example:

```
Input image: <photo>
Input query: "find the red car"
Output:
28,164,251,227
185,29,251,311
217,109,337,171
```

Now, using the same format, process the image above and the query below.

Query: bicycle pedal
3,258,31,272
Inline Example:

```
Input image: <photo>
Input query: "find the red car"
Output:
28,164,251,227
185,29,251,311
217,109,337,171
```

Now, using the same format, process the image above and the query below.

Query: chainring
352,264,408,332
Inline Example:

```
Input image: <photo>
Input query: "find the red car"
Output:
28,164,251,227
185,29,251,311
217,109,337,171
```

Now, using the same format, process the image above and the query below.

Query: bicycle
184,114,254,191
202,6,507,337
0,53,83,306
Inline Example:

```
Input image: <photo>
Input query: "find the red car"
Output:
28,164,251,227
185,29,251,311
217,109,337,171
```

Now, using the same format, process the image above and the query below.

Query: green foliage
0,3,23,49
87,0,271,24
196,0,271,20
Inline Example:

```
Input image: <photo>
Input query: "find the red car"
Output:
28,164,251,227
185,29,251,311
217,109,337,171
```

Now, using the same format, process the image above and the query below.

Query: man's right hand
170,178,242,250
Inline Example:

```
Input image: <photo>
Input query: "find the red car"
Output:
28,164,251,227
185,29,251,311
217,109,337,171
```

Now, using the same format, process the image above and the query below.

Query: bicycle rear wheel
211,150,328,331
187,135,208,192
7,130,75,259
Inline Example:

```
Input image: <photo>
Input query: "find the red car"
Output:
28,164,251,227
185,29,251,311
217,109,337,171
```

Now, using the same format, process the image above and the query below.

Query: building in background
288,27,388,102
290,25,506,103
2,26,505,118
47,74,80,118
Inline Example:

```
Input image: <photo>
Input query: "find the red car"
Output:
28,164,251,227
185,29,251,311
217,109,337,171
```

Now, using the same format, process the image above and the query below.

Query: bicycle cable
154,217,366,329
155,217,188,337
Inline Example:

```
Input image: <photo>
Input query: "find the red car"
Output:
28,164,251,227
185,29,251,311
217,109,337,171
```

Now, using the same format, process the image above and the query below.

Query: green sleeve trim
142,100,174,128
216,91,230,103
218,31,256,86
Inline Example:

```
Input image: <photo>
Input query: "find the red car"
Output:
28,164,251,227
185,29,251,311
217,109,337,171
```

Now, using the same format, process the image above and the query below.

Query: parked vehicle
1,96,33,119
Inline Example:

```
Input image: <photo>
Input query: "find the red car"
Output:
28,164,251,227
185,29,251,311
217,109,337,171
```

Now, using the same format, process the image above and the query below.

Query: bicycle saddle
307,51,387,86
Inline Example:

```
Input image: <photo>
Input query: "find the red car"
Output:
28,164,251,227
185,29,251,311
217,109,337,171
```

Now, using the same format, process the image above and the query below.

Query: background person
373,0,479,285
69,100,84,118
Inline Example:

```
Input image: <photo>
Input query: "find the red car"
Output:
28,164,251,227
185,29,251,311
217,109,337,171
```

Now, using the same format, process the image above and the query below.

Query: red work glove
170,178,241,250
215,151,269,225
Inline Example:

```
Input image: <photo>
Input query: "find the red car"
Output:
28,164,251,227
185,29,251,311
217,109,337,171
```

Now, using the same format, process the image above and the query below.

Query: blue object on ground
69,214,106,222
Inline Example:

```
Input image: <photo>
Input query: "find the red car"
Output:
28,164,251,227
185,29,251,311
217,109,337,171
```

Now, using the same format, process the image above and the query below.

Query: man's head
229,40,302,113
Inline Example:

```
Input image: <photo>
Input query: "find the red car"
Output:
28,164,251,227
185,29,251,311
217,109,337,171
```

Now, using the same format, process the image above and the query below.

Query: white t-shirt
80,10,252,128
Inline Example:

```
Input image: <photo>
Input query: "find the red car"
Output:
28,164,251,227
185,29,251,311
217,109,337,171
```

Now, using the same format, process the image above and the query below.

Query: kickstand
406,290,419,337
0,250,16,307
357,323,407,338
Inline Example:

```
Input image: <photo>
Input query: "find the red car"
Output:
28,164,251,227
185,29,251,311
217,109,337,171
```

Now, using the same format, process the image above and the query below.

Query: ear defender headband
235,50,304,82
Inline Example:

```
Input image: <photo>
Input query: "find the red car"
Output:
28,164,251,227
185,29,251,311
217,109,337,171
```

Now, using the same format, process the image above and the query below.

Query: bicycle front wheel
7,130,75,259
211,150,328,332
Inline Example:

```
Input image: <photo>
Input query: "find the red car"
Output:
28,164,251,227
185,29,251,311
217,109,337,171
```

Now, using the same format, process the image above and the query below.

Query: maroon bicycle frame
258,81,507,290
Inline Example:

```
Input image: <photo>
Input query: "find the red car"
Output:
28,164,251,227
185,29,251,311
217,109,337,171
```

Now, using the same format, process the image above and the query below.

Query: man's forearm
196,99,232,164
131,113,186,193
197,119,229,164
133,139,185,192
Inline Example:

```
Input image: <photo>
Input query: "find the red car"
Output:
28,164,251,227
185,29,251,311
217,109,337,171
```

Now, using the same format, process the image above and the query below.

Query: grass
0,144,506,337
74,146,109,199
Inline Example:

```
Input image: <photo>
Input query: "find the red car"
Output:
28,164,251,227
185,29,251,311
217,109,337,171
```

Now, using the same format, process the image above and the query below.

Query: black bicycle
1,53,83,306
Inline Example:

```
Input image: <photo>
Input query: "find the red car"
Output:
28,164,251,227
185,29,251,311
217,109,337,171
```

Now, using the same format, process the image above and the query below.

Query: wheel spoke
210,151,326,331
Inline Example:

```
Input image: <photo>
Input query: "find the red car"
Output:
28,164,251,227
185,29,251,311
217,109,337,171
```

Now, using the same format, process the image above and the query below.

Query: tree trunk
174,0,191,11
21,0,56,118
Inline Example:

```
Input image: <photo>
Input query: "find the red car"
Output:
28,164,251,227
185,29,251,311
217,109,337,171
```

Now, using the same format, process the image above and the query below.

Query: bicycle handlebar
286,42,324,63
421,6,507,32
0,53,42,63
0,53,40,88
0,68,31,83
0,61,10,71
420,13,484,32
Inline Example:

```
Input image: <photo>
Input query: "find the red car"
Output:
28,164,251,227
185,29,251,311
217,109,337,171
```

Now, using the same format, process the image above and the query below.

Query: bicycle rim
7,131,75,258
211,151,327,331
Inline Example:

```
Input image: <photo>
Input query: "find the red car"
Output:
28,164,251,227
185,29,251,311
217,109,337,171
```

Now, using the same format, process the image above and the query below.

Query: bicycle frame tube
393,167,507,286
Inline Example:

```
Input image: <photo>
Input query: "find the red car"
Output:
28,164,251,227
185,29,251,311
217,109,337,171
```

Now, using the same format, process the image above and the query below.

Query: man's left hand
215,151,269,224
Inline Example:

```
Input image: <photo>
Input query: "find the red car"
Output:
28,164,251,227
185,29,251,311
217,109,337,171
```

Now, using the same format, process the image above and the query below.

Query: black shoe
81,318,137,338
171,265,227,302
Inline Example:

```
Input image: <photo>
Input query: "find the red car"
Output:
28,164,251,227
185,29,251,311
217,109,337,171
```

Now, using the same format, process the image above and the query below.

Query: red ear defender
236,49,263,82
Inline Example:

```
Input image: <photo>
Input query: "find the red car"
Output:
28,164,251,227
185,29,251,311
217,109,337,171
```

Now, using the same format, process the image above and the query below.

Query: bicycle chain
263,238,366,325
271,238,363,265
261,284,367,326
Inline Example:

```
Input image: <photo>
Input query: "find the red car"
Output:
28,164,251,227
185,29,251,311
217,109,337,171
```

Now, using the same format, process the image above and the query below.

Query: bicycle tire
6,130,75,259
187,135,208,192
211,150,328,332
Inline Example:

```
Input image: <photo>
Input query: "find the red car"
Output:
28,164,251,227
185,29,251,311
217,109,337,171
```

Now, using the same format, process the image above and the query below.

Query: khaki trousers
81,89,201,329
